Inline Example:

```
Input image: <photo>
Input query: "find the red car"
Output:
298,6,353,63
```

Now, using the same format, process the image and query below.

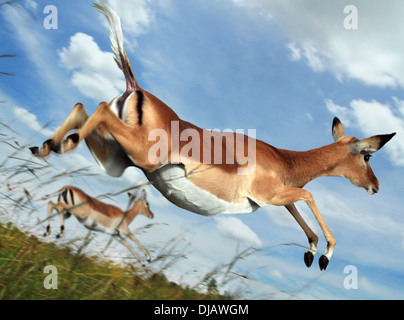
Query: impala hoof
44,139,60,152
304,251,314,268
29,146,39,155
67,133,79,143
319,255,329,271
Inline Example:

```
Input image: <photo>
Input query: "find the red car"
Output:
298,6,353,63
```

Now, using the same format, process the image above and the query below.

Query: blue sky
1,0,404,299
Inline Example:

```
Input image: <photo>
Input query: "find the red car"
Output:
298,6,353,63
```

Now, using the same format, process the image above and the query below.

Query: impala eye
364,154,371,162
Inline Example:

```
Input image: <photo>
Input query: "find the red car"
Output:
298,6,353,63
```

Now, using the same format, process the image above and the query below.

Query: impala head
128,189,154,219
331,117,396,195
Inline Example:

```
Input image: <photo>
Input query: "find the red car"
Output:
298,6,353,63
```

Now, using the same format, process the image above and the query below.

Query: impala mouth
367,187,378,195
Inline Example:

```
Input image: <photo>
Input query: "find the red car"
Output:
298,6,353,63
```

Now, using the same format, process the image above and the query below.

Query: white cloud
305,113,314,122
326,98,404,166
105,0,154,48
300,43,326,73
268,269,284,280
24,0,38,11
215,217,263,248
357,277,404,300
287,42,301,61
13,106,54,137
59,32,125,101
325,99,354,127
232,0,404,88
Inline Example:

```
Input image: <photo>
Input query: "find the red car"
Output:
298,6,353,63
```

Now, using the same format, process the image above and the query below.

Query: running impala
30,2,396,270
45,186,154,265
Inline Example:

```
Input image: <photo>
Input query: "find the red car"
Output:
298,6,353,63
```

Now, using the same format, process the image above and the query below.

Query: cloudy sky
1,0,404,299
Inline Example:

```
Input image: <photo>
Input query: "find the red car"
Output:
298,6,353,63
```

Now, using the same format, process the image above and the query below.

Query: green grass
0,222,232,300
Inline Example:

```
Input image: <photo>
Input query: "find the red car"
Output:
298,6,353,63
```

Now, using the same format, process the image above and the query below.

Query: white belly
81,218,117,235
145,164,264,216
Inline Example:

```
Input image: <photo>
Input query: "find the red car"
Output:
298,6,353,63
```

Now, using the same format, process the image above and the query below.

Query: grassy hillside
0,222,231,300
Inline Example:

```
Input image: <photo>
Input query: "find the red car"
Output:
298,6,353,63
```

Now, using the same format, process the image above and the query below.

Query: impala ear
350,133,396,154
332,117,345,142
128,190,139,199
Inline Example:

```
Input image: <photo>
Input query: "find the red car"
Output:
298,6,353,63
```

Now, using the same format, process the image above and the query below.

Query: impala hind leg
30,103,89,157
45,201,69,239
60,102,123,153
44,201,57,237
271,187,335,271
58,102,149,170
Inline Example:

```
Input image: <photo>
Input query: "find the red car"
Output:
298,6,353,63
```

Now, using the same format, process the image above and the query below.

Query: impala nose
368,187,378,195
372,188,378,194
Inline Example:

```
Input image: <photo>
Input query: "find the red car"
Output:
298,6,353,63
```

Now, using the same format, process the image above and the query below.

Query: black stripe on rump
62,189,68,204
136,90,144,125
69,189,75,206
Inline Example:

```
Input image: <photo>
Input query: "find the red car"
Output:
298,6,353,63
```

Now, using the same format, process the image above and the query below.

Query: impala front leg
285,203,319,268
126,232,152,263
114,233,144,266
271,187,335,271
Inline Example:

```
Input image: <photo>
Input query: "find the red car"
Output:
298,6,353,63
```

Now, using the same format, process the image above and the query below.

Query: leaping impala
45,186,154,265
30,2,396,270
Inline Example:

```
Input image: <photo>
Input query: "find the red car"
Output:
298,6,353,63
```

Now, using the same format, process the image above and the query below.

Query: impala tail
92,1,138,92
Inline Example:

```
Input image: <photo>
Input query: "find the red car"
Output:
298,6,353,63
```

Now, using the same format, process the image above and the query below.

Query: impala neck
125,201,141,221
278,142,346,188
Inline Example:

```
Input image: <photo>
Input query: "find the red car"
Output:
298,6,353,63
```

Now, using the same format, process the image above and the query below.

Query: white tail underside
93,1,126,72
